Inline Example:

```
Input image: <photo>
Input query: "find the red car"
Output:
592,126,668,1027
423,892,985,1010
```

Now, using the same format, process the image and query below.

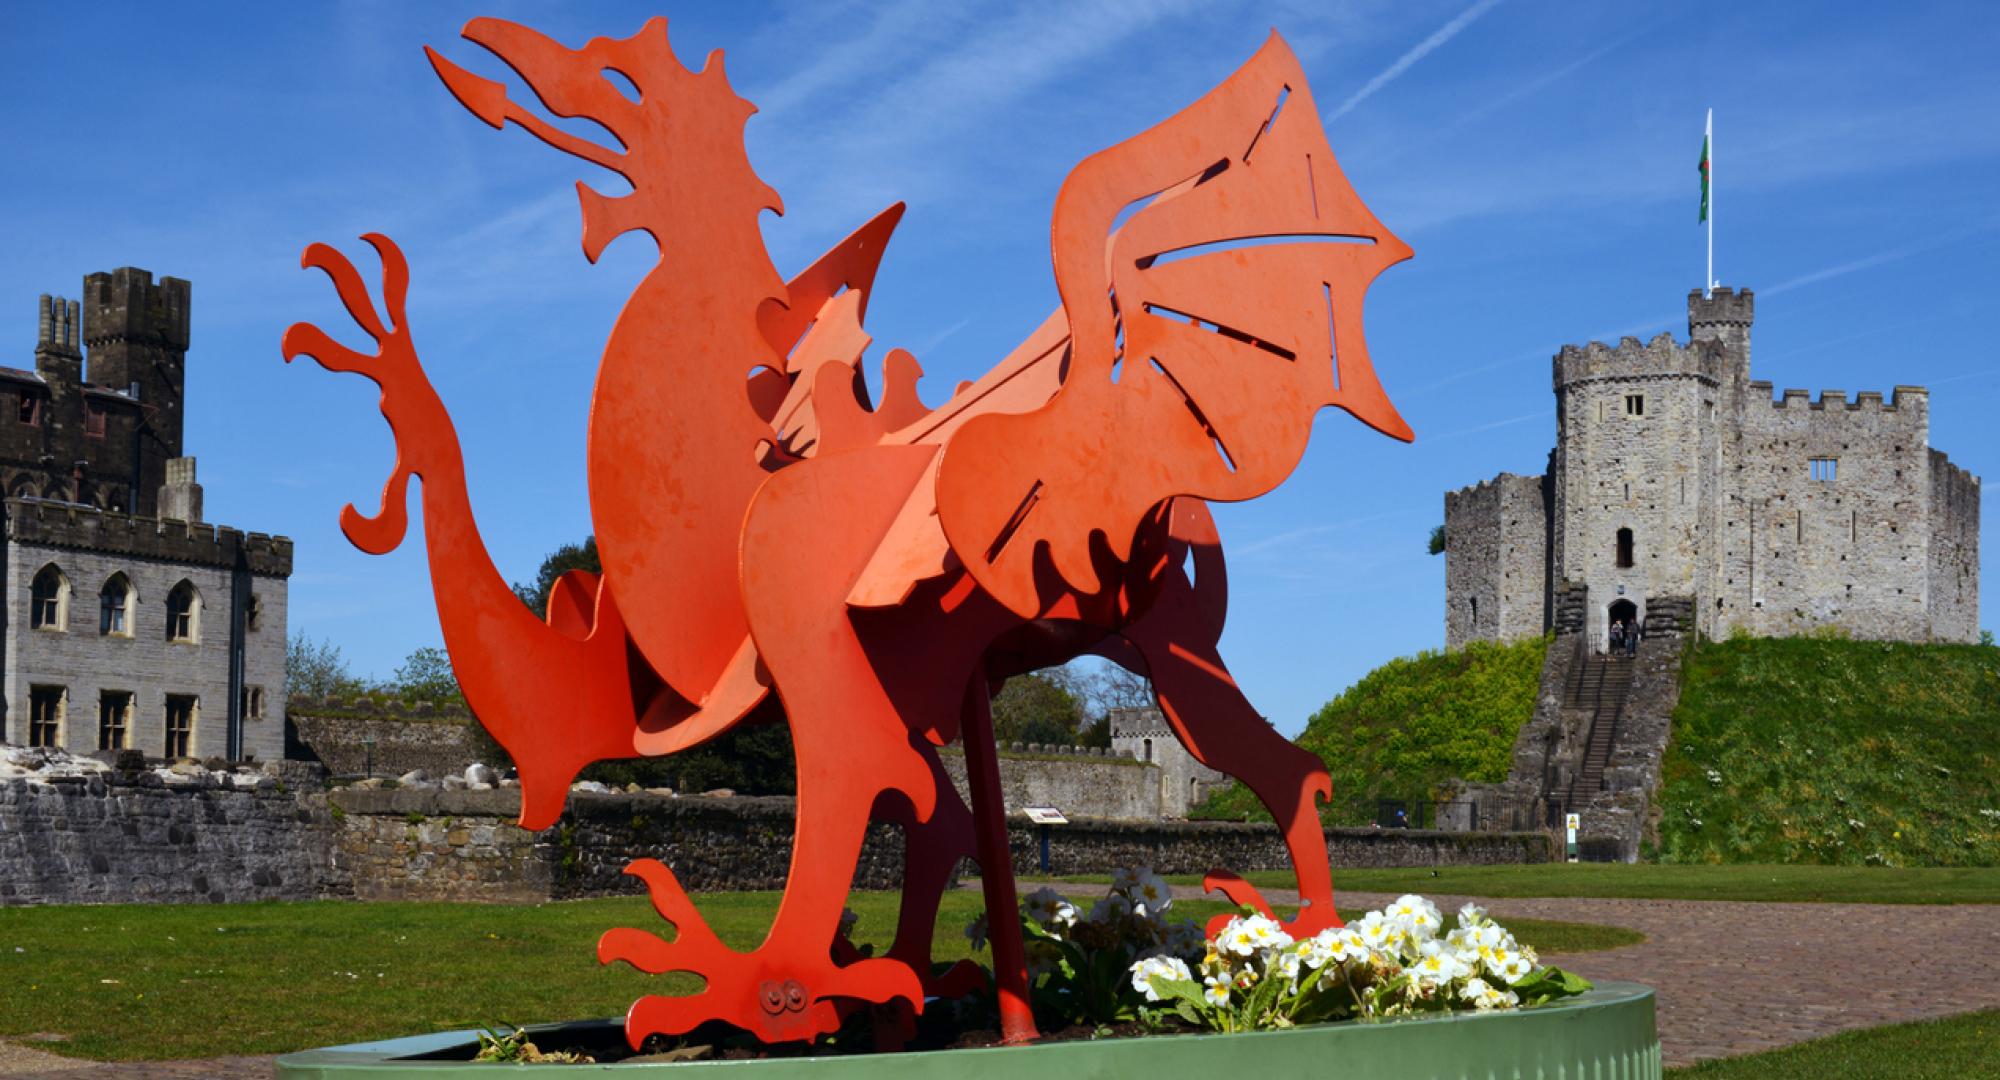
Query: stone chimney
158,456,203,523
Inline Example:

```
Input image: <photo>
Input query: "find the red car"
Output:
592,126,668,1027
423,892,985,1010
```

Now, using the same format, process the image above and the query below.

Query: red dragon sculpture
282,16,1412,1049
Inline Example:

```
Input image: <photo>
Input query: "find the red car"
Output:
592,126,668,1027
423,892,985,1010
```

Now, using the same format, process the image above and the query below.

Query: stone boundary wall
0,772,339,906
936,745,1160,822
329,789,1553,902
290,705,481,779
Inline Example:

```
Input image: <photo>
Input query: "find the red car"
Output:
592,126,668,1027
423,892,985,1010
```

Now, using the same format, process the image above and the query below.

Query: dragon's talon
1202,869,1340,937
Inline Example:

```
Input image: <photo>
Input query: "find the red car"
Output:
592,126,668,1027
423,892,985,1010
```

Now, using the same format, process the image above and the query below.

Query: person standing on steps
1627,615,1642,657
1609,618,1624,655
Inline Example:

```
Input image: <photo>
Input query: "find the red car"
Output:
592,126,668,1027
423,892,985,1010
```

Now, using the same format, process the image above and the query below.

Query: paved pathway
7,887,1997,1075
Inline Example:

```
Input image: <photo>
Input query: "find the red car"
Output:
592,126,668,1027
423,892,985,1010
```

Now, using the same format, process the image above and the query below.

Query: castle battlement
1446,471,1541,502
82,267,190,351
1552,331,1723,390
1688,286,1754,329
4,496,293,576
1749,382,1924,412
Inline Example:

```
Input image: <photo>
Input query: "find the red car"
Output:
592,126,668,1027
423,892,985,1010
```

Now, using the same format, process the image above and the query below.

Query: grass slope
1658,638,2000,867
1196,636,1547,826
1209,863,2000,904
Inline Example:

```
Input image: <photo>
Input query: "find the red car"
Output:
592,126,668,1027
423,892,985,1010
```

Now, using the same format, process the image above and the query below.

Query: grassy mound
1195,636,1548,826
1658,637,2000,867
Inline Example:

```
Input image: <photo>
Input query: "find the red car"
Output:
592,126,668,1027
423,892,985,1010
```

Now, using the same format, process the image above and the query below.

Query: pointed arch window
30,564,68,631
166,580,201,643
99,573,135,636
1615,528,1635,569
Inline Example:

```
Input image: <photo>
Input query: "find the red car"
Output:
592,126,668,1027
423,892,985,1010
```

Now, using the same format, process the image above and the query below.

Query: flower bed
276,876,1654,1075
274,982,1659,1076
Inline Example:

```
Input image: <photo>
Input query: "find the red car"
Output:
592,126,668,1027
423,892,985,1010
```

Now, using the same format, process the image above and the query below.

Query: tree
287,632,365,699
1428,524,1446,556
513,536,600,619
991,672,1086,746
391,646,464,706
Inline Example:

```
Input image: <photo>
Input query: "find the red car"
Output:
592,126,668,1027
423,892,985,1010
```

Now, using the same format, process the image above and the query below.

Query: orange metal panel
285,15,1408,1051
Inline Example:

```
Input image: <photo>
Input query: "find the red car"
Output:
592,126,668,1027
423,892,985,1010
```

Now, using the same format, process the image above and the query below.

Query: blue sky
2,1,1994,735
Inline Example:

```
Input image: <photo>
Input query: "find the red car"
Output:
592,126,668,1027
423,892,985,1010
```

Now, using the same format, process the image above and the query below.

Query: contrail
1329,0,1506,122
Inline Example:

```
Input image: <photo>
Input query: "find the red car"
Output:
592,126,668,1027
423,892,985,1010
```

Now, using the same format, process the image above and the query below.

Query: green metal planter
275,981,1658,1078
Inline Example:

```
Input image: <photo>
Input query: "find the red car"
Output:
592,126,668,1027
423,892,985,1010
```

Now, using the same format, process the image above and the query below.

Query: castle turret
1688,287,1753,373
82,268,189,516
33,293,82,387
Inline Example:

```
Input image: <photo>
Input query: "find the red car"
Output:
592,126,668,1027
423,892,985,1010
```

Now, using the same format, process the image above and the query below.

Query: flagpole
1706,108,1714,299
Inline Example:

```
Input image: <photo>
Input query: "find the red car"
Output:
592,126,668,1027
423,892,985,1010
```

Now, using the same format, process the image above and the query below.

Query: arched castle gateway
1444,289,1980,648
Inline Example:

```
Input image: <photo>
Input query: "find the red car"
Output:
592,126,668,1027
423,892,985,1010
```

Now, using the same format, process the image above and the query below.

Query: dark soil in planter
431,1000,1176,1064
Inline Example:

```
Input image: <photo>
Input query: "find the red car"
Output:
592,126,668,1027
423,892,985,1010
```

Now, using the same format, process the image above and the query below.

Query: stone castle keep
0,269,291,762
1444,289,1980,649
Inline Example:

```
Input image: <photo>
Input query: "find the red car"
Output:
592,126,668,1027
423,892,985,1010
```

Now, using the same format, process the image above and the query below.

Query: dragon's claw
1202,869,1341,938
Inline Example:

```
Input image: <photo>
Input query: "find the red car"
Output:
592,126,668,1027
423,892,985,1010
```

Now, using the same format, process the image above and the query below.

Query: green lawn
1666,1009,2000,1078
1058,863,2000,905
0,889,1633,1062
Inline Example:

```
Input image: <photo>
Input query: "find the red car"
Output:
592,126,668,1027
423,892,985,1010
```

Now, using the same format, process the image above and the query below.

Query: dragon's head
425,17,781,263
937,33,1413,621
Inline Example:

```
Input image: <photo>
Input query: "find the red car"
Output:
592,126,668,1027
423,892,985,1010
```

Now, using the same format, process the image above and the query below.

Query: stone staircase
1563,653,1635,806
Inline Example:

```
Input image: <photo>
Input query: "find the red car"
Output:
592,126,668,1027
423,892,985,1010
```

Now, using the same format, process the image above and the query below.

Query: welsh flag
1697,121,1711,223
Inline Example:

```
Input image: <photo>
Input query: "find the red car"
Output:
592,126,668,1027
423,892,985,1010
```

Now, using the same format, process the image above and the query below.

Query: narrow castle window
1615,528,1634,569
1142,737,1153,763
164,695,197,758
1810,457,1838,482
1470,596,1479,623
29,686,65,748
99,573,134,636
1625,394,1644,416
84,403,106,438
30,564,67,631
167,580,201,643
98,690,132,751
240,685,266,721
246,594,263,633
17,395,40,426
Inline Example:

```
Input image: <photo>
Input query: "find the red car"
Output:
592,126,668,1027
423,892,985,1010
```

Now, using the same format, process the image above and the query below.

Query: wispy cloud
1235,508,1417,557
1422,408,1548,442
1763,219,2000,296
1327,0,1504,122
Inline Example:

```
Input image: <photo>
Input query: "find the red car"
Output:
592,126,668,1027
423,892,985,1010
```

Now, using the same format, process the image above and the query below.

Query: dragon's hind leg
1116,500,1343,937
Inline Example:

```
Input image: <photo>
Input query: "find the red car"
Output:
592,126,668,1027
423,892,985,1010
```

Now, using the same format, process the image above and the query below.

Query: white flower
1408,941,1470,986
1388,895,1442,938
1457,902,1487,926
1202,974,1231,1006
1111,867,1140,892
1236,914,1292,953
1128,955,1191,1002
1220,917,1261,957
1089,892,1132,923
1489,949,1534,985
1023,887,1078,930
1132,870,1172,914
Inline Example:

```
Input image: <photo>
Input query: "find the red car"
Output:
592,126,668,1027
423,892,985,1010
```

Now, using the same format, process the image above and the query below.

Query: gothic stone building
1107,706,1227,818
1444,289,1980,649
0,269,291,762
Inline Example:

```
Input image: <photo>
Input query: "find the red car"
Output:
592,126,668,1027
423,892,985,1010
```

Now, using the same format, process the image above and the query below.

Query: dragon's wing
934,33,1413,621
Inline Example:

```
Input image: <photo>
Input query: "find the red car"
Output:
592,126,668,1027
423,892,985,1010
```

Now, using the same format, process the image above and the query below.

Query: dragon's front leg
282,236,644,829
